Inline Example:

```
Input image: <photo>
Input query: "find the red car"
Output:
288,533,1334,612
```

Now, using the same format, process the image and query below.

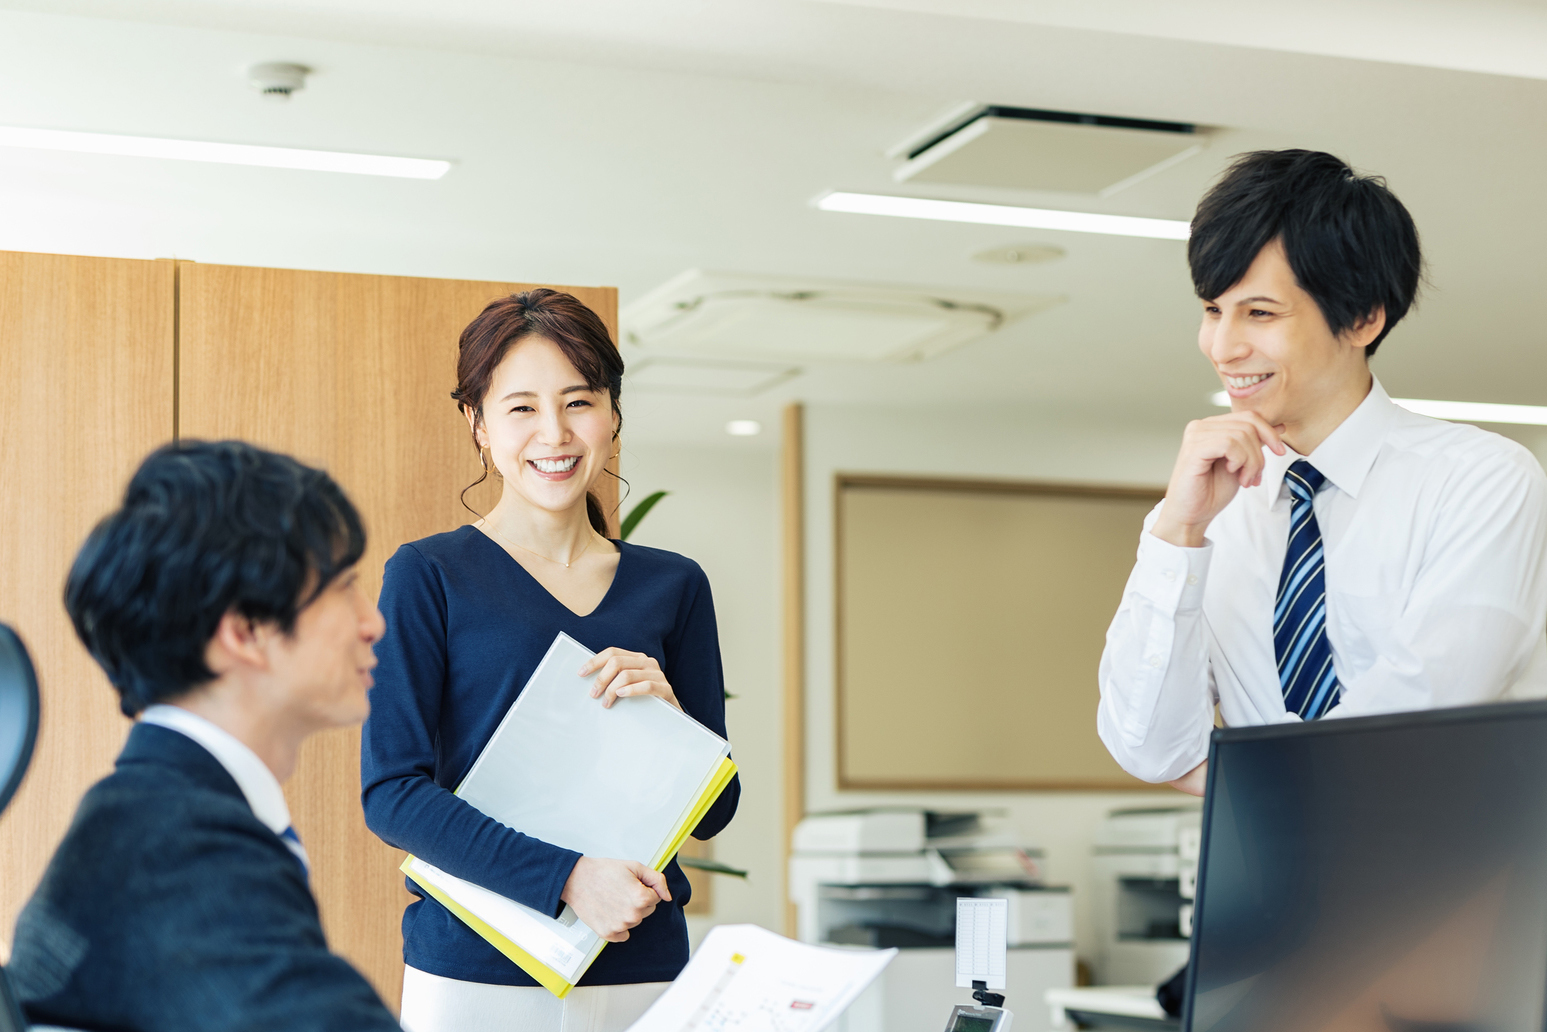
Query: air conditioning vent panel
623,271,1062,364
896,108,1203,195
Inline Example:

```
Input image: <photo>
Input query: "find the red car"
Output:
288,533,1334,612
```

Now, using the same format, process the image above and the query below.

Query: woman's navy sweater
361,526,740,986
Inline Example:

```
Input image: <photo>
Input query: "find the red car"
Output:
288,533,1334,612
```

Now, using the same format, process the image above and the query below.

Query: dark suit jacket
8,722,400,1031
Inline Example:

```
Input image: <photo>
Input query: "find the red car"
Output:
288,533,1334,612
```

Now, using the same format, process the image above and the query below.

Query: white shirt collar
1264,375,1403,510
139,704,293,836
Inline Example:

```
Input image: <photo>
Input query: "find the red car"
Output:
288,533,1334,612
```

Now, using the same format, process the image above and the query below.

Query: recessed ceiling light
725,420,763,436
0,125,451,179
972,243,1065,265
1209,390,1547,426
816,191,1191,240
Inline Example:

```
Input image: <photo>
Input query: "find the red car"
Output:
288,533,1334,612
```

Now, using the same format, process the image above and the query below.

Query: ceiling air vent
895,105,1204,196
622,270,1062,364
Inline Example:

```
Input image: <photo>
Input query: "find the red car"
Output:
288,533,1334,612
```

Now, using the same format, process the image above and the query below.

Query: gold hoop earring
478,447,489,473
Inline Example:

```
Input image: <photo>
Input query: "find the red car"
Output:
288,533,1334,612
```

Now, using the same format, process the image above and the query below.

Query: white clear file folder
402,632,738,997
625,924,896,1032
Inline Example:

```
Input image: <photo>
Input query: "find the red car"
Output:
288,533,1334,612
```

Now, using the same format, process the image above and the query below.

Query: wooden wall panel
0,252,175,951
781,403,804,936
176,263,619,1008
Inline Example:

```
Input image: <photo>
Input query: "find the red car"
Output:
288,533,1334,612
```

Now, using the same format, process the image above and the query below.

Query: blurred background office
2,2,1546,1029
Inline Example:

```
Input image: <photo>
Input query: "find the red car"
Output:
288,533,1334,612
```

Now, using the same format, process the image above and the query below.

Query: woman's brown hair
451,289,624,534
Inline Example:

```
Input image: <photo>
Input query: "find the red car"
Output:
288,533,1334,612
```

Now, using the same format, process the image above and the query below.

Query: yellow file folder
400,632,738,997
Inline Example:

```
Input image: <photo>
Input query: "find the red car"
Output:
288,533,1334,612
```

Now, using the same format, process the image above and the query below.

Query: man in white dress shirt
1098,149,1547,795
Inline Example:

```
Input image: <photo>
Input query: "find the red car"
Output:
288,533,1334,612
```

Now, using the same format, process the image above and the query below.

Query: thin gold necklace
480,518,593,569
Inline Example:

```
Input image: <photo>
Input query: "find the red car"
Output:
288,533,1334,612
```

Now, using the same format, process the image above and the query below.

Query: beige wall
836,477,1162,790
802,405,1192,963
625,404,1196,963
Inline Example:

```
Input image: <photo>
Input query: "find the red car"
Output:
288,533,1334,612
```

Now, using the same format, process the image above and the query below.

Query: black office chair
0,624,40,1032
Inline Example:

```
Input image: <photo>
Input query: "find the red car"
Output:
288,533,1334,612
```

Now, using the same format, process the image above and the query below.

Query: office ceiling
12,0,1547,82
1,0,1545,450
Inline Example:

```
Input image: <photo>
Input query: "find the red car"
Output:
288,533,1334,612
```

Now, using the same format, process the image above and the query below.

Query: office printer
1091,806,1200,986
790,810,1074,1032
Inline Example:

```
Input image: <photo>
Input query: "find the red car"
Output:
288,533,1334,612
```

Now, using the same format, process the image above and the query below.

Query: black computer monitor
0,624,39,1032
1185,700,1547,1032
0,624,39,819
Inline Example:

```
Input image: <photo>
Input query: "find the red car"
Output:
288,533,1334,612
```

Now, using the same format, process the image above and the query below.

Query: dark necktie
280,825,311,878
1275,460,1342,720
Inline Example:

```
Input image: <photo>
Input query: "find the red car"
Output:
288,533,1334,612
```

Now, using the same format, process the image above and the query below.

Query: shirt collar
138,704,293,836
1263,376,1400,510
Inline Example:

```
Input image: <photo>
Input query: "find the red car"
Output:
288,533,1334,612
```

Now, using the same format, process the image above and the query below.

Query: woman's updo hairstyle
451,288,625,534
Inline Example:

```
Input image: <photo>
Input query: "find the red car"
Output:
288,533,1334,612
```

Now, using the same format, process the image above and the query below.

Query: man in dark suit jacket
7,440,402,1031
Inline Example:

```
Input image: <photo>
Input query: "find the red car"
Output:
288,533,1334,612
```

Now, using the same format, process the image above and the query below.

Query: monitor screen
1187,700,1547,1032
948,1013,996,1032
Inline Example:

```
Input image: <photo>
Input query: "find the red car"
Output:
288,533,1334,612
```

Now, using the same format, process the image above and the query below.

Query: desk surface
1046,987,1167,1019
1046,986,1180,1030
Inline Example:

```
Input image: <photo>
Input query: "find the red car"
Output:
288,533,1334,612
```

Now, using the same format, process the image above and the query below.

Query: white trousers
400,966,670,1032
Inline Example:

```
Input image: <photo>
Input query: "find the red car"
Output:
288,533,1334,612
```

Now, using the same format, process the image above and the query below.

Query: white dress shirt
139,703,309,870
1098,377,1547,783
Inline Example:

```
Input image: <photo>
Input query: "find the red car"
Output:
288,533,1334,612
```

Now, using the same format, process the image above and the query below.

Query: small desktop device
942,1002,1012,1032
946,898,1013,1032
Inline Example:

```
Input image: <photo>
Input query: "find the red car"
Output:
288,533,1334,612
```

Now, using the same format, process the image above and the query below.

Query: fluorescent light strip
0,125,451,179
1210,390,1547,426
817,191,1191,240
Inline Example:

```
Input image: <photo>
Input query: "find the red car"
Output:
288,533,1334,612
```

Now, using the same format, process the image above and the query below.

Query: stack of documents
403,632,739,996
625,924,896,1032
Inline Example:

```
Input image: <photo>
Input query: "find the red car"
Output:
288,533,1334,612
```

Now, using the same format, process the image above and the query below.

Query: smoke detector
248,62,310,101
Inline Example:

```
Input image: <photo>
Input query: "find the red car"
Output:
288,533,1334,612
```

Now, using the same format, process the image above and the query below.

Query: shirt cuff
1131,531,1212,612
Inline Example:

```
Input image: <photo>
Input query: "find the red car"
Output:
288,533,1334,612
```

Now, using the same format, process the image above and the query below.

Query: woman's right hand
560,856,672,942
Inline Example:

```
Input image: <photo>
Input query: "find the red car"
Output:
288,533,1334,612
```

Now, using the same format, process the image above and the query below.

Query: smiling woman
450,289,625,540
360,289,740,1032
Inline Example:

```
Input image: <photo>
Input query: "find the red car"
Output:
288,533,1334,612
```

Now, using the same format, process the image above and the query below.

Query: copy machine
1090,806,1200,987
1027,807,1203,1031
790,810,1074,1032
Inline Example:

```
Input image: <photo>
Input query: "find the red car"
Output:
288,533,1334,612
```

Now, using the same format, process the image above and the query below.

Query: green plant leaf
619,490,669,541
677,856,749,878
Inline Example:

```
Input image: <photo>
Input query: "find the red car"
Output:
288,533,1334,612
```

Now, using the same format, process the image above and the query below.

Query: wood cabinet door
0,252,175,949
176,263,619,1008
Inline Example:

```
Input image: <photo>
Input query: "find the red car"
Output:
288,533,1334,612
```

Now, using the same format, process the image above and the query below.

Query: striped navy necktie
1275,460,1342,720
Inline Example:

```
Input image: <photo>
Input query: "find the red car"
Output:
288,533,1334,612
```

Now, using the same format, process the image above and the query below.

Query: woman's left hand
581,648,682,711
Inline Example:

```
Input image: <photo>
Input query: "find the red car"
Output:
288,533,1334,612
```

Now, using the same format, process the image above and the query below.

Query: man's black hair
1188,149,1422,356
65,440,366,716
